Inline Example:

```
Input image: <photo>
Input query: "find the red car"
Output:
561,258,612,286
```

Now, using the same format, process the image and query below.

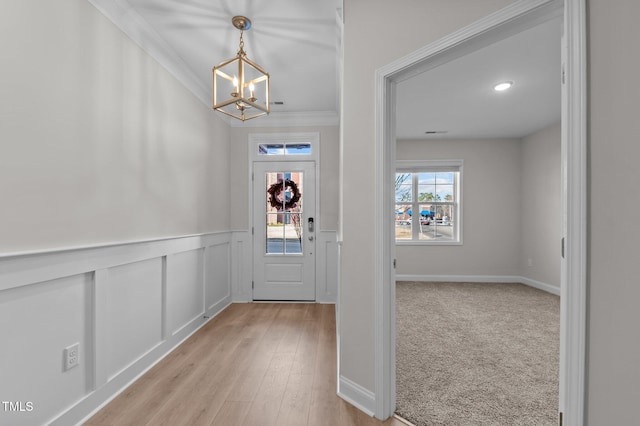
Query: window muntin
395,162,461,244
258,143,312,156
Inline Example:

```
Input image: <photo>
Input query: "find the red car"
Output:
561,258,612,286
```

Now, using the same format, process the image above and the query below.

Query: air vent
270,101,285,105
424,131,448,135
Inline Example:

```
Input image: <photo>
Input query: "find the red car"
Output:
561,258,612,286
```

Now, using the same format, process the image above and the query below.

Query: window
395,160,462,244
258,143,312,156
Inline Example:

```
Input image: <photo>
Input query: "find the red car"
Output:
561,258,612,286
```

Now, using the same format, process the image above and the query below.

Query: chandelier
212,16,270,122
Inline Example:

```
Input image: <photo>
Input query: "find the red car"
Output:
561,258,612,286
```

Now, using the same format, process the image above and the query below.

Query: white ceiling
396,16,562,140
89,1,560,135
90,0,343,127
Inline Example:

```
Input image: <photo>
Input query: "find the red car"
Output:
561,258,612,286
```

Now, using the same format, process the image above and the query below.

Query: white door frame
248,132,321,301
372,0,587,424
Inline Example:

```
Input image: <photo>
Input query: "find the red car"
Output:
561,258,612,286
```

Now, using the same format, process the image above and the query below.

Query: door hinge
252,280,254,289
561,63,566,85
559,411,563,426
252,227,254,235
561,237,565,259
393,259,397,269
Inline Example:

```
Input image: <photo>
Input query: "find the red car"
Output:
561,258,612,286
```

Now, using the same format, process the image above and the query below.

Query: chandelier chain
238,30,245,56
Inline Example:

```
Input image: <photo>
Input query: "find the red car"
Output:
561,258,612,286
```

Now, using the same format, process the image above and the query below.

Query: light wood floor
85,303,406,426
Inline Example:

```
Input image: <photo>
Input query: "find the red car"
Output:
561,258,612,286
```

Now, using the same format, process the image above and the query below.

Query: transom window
395,160,462,244
259,143,312,156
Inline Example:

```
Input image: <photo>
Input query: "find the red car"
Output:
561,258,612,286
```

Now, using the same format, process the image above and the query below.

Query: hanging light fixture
212,16,270,122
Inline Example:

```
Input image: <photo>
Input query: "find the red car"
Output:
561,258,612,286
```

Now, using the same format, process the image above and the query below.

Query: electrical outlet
64,343,79,371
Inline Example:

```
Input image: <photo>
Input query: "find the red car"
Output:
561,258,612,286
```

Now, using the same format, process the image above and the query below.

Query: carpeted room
394,115,562,423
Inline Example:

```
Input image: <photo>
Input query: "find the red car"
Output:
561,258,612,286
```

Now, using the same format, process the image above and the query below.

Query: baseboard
395,274,560,296
518,276,560,296
337,375,376,417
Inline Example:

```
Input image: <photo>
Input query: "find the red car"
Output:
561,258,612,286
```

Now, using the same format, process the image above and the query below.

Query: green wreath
267,179,301,211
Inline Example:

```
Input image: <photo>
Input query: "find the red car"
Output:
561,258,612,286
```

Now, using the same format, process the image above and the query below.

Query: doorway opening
393,13,562,425
372,1,587,424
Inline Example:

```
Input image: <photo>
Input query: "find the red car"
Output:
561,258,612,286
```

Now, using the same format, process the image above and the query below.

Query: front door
252,161,316,300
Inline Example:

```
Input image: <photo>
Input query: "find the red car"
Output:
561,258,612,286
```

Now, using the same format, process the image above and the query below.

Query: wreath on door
267,179,301,211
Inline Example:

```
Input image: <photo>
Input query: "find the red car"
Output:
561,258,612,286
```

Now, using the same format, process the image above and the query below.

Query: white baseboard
395,274,560,296
519,276,560,296
338,375,376,417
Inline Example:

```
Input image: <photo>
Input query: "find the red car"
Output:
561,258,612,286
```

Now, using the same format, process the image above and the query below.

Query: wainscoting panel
103,258,163,381
231,231,252,302
205,243,231,311
0,233,234,426
317,230,339,303
0,273,92,426
166,249,204,336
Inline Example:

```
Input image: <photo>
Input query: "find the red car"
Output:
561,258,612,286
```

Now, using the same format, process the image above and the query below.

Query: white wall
0,0,230,255
395,122,562,292
341,0,512,400
0,0,235,424
520,122,561,288
395,138,522,277
588,1,640,424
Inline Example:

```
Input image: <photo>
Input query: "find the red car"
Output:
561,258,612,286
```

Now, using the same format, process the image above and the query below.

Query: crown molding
225,110,339,128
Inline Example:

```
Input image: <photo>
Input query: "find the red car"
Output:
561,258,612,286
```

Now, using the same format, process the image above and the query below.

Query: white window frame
395,159,463,245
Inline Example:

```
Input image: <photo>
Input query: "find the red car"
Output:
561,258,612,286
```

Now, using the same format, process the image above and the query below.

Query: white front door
252,161,316,300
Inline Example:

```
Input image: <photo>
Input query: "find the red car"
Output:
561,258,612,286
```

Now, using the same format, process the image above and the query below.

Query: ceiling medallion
212,16,270,121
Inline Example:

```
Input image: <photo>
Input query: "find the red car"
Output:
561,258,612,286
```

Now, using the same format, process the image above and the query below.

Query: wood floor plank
275,373,314,425
86,303,397,426
209,401,251,426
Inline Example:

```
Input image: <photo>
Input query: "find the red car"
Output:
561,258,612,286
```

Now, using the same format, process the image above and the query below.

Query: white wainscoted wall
231,230,339,304
0,233,237,426
0,230,338,426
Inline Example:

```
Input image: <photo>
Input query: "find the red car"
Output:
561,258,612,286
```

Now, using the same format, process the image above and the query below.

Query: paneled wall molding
0,232,232,292
317,230,339,303
230,229,338,303
231,230,252,302
0,232,235,426
395,274,561,296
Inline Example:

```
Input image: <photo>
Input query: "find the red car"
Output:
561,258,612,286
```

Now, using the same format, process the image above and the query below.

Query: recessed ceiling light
493,81,514,92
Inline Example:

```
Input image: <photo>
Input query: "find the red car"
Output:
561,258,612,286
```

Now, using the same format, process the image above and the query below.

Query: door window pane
265,172,303,254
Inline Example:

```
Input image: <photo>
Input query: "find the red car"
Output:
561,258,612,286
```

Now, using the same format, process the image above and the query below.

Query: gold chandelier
212,16,270,122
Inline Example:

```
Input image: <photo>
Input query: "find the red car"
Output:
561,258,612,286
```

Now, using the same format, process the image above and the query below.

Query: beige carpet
395,281,559,426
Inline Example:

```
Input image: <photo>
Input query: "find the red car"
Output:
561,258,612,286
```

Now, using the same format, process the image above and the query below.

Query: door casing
248,133,321,302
